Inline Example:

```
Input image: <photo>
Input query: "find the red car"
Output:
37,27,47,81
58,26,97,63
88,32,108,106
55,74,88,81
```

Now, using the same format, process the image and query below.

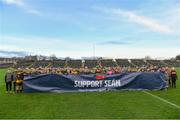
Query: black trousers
172,78,176,88
168,78,171,87
6,82,12,92
13,82,16,92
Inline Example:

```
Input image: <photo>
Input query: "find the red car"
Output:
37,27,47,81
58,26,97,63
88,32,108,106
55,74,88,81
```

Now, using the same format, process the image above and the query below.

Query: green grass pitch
0,68,180,119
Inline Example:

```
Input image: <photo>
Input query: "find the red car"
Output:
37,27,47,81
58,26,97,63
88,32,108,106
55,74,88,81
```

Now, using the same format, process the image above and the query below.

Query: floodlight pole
93,43,95,59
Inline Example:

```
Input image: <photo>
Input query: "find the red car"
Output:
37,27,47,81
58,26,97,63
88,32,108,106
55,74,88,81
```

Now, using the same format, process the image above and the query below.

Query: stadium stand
52,60,66,68
131,59,149,67
100,59,117,67
0,63,14,68
67,60,82,68
1,57,180,69
146,60,166,67
164,60,180,67
32,61,51,68
14,60,35,68
84,60,99,68
116,59,133,67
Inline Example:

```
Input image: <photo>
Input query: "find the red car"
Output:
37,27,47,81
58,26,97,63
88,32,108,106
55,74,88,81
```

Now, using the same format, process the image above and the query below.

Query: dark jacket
5,73,13,83
171,70,177,80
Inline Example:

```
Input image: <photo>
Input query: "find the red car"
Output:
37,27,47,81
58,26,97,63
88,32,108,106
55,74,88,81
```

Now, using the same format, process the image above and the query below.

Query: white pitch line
143,91,180,109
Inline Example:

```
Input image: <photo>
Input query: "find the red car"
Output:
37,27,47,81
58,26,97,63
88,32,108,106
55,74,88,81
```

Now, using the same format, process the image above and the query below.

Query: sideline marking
143,91,180,109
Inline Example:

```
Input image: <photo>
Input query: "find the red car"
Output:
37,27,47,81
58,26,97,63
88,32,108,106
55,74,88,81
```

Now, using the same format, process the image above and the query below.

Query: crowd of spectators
9,65,170,76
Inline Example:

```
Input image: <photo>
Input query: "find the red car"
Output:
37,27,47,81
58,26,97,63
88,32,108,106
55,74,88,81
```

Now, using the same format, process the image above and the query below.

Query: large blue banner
23,72,167,93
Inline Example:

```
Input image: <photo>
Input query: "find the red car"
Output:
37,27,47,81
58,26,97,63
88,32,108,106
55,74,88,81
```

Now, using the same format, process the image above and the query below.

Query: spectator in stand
5,70,13,93
170,68,178,88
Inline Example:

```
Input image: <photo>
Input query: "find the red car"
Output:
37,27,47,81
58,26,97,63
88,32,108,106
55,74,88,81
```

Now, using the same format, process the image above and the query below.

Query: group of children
4,66,178,93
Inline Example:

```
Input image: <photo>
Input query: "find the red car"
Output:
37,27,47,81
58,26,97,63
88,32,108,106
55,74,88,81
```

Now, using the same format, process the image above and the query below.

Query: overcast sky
0,0,180,58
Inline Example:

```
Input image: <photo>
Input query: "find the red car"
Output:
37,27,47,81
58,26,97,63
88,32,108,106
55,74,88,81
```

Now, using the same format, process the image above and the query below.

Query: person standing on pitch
167,67,172,88
12,71,17,93
171,68,178,88
16,72,24,93
5,70,13,93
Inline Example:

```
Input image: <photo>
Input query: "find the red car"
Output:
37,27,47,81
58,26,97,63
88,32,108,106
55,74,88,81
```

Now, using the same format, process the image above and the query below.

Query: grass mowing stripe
143,91,180,109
